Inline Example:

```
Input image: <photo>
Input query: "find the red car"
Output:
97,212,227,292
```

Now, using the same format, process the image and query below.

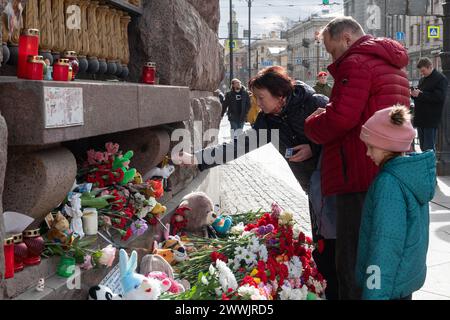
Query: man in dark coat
411,57,448,152
222,79,251,136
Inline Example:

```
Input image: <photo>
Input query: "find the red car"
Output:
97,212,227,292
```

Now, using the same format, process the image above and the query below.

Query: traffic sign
428,26,440,39
261,60,273,67
396,32,405,41
296,57,302,65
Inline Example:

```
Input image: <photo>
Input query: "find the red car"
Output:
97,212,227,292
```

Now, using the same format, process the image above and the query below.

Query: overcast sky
218,0,344,40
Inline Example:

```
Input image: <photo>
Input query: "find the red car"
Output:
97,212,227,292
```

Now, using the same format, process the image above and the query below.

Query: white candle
82,208,98,236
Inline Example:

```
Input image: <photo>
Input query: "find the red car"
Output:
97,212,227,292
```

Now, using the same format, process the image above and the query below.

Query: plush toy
153,235,188,265
119,249,162,300
174,192,218,237
212,215,233,235
145,271,185,294
140,253,175,278
88,285,123,300
112,151,137,185
151,202,166,216
46,212,74,246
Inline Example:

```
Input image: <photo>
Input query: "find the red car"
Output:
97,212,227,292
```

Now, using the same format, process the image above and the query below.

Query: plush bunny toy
119,249,161,300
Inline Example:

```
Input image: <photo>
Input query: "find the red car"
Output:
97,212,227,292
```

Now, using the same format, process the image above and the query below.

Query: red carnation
240,275,258,288
122,228,133,241
210,251,228,263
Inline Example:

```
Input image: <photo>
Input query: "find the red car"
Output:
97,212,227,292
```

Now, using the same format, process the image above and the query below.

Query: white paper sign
99,264,123,296
3,211,35,234
44,87,84,128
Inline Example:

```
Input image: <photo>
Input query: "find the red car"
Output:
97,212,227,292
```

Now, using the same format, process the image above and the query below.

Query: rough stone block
186,0,220,33
3,147,77,222
128,0,224,91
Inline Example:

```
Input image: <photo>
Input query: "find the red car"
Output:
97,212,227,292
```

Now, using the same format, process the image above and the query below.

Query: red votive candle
17,29,40,79
13,233,28,273
142,62,156,84
23,229,44,266
3,236,15,279
26,55,45,80
53,58,70,81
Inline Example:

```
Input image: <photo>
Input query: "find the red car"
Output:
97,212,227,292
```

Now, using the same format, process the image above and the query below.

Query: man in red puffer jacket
304,17,410,300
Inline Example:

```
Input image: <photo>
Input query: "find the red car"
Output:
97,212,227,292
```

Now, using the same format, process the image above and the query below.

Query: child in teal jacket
356,105,436,300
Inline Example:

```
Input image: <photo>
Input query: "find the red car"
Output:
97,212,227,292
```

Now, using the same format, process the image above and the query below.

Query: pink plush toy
145,271,185,294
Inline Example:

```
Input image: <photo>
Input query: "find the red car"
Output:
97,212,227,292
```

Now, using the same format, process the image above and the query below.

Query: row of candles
2,209,100,280
3,229,44,279
17,28,156,84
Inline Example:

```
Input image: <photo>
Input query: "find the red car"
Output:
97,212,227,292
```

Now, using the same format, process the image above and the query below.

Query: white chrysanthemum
258,245,268,262
216,259,238,291
201,275,209,285
230,222,245,235
238,285,267,300
234,246,246,257
287,256,303,279
279,282,308,300
249,236,261,253
243,251,257,266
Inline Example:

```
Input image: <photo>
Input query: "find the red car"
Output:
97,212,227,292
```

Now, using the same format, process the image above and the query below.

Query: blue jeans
229,120,244,138
417,127,437,152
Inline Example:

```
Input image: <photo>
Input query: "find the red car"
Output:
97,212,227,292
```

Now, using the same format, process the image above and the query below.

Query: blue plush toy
212,215,233,235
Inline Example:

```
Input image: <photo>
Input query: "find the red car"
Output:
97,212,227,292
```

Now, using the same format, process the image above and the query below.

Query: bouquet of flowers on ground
171,203,326,300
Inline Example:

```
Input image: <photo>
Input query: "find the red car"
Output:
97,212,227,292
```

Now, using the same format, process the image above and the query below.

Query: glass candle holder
3,236,15,279
53,58,70,81
57,255,76,278
82,208,98,236
23,229,44,266
26,55,45,80
13,233,28,273
142,62,156,84
17,29,40,79
62,51,79,80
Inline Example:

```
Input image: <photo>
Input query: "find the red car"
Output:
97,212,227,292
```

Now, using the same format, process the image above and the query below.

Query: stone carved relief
52,0,66,52
23,0,38,30
39,0,54,51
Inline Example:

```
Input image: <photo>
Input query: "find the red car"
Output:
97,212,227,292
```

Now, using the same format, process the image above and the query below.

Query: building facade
286,14,336,85
344,0,444,84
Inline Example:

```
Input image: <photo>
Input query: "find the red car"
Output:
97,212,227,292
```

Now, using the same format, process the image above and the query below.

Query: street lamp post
247,0,253,83
437,1,450,175
229,0,234,84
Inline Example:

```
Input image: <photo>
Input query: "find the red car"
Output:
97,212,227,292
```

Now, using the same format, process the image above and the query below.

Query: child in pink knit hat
356,104,436,300
360,104,416,166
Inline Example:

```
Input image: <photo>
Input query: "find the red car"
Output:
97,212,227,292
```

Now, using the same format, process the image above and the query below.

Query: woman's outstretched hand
171,151,196,166
289,144,313,163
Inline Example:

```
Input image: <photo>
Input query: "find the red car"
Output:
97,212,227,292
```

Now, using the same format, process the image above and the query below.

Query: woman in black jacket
174,66,338,299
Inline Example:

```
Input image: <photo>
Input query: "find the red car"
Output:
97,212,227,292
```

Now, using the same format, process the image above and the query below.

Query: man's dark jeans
417,127,437,152
336,192,366,300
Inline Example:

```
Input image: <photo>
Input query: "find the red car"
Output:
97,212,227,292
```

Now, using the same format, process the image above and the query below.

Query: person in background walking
222,79,251,137
410,57,448,152
313,71,332,98
304,16,410,300
357,105,435,300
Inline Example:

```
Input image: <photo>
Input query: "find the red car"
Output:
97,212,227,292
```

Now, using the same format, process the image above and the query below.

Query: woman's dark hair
248,66,294,98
